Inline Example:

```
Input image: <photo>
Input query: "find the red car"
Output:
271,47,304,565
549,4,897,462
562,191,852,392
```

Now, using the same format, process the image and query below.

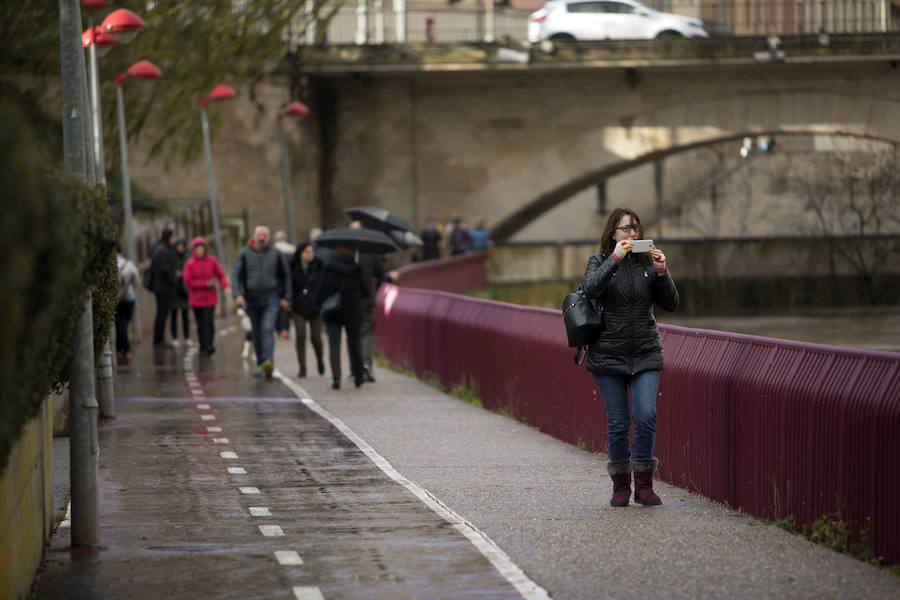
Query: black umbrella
389,229,424,250
314,227,400,254
346,206,415,233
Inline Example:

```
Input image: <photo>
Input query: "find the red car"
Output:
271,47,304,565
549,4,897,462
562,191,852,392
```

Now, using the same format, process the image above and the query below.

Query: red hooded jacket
182,237,229,307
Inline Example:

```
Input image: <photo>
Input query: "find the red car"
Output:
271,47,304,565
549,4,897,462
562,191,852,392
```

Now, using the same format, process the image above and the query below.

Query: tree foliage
0,100,117,476
790,146,900,303
1,0,325,168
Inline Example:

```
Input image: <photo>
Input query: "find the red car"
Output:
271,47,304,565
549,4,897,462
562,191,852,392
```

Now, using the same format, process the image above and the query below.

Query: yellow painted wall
0,396,54,600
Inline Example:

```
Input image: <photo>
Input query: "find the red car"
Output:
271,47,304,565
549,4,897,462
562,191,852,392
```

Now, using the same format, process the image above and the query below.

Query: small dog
237,308,255,362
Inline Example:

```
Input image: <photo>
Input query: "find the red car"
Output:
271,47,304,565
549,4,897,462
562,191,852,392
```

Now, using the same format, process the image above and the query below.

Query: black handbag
561,289,603,365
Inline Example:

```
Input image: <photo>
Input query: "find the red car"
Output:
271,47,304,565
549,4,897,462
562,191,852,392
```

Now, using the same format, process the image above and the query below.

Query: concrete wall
0,396,54,600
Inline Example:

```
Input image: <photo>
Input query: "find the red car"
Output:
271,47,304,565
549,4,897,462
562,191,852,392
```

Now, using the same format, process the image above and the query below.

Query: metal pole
87,20,106,186
395,0,406,42
374,0,384,43
305,0,316,44
117,85,135,262
59,0,99,546
278,118,296,244
201,107,227,311
484,0,495,42
356,0,368,44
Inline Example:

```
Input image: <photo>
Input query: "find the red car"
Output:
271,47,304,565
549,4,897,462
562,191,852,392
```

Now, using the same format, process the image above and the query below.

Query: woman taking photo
582,207,679,507
290,242,326,378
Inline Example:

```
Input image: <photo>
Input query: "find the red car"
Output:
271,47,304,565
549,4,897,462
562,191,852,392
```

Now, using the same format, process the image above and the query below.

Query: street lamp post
80,5,146,185
80,5,145,421
117,60,162,264
200,84,237,308
61,0,99,548
81,23,113,184
278,101,310,244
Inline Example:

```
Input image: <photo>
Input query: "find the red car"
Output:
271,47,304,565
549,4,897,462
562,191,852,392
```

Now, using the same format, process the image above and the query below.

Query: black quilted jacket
581,252,679,376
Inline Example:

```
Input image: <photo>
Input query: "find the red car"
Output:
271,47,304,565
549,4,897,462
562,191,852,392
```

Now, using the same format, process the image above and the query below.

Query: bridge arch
488,89,900,240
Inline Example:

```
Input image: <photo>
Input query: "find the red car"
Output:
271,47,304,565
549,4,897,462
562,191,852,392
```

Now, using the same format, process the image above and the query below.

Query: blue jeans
593,370,660,462
246,296,280,365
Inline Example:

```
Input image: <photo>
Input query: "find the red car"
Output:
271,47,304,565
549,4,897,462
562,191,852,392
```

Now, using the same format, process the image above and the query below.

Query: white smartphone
631,239,654,254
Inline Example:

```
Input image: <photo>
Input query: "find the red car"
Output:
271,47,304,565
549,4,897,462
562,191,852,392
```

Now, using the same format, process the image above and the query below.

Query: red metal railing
375,282,900,565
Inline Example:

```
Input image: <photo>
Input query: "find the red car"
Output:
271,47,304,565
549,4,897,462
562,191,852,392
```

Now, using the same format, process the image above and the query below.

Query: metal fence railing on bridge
286,0,895,46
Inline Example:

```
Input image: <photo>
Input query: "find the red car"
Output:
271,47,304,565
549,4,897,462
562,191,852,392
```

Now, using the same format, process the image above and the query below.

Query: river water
655,307,900,353
472,284,900,353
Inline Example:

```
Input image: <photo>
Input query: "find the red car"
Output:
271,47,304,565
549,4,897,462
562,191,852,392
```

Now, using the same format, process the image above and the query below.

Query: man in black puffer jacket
150,228,178,348
582,207,678,508
232,226,291,378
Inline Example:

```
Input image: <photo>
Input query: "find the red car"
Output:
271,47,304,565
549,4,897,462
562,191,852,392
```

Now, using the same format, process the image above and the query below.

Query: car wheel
655,30,684,40
549,33,576,45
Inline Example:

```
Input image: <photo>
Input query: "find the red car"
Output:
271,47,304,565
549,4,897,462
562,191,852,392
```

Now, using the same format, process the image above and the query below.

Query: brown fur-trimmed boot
608,459,632,507
632,458,662,506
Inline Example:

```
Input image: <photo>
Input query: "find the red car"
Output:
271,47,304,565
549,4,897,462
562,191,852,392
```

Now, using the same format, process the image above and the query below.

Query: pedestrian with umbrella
345,207,415,380
316,227,399,390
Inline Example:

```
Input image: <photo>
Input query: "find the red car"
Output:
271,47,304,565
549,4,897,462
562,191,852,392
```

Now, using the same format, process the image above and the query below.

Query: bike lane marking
275,370,552,600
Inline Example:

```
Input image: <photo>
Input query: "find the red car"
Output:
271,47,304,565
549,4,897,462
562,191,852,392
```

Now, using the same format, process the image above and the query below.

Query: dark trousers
326,319,363,384
115,299,135,353
276,307,291,334
293,313,324,371
359,304,375,370
170,306,190,339
153,292,173,345
193,306,216,353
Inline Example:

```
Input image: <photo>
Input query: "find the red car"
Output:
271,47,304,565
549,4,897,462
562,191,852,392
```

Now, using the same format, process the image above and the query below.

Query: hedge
0,100,118,476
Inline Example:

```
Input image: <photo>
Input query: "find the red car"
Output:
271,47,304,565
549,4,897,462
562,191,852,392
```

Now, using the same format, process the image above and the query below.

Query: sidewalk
272,332,900,599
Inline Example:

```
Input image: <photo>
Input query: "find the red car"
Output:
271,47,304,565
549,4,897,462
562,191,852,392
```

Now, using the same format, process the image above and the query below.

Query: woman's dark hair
599,207,651,266
292,242,313,266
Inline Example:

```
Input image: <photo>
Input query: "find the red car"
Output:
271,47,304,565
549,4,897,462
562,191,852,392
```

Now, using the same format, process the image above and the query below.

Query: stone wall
0,396,54,600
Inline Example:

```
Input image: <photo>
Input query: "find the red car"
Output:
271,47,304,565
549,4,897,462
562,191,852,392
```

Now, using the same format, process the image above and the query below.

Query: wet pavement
34,314,900,599
34,321,525,600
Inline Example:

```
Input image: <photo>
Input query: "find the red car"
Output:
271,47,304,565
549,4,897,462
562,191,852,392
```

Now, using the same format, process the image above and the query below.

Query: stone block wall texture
0,395,53,600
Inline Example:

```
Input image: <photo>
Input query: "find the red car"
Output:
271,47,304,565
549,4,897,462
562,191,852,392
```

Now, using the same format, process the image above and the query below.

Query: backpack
142,266,154,291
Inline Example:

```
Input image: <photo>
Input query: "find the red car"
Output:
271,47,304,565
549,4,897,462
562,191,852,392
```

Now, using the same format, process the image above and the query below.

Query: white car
528,0,708,43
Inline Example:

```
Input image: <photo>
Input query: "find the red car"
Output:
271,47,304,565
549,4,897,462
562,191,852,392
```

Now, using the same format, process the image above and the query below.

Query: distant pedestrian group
419,215,490,261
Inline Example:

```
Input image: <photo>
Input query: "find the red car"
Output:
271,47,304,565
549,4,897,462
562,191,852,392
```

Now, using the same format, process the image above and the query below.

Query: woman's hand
650,246,667,274
612,239,633,262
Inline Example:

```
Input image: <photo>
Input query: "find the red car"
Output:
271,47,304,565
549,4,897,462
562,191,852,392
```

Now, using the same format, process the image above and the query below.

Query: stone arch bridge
295,37,900,240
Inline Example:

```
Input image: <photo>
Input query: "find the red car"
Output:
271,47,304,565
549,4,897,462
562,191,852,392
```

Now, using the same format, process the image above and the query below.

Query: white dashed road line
206,426,222,433
239,486,260,494
259,525,285,537
220,451,238,459
213,438,230,444
275,550,304,565
293,586,325,600
227,467,247,474
201,414,216,421
249,507,272,517
275,370,551,600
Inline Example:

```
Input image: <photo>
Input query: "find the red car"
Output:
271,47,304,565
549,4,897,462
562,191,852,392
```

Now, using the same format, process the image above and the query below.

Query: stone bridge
128,36,900,243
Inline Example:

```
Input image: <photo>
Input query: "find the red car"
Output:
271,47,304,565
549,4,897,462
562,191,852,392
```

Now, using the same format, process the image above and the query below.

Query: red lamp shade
117,60,162,87
280,101,310,119
82,26,116,49
102,9,145,44
201,85,237,108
